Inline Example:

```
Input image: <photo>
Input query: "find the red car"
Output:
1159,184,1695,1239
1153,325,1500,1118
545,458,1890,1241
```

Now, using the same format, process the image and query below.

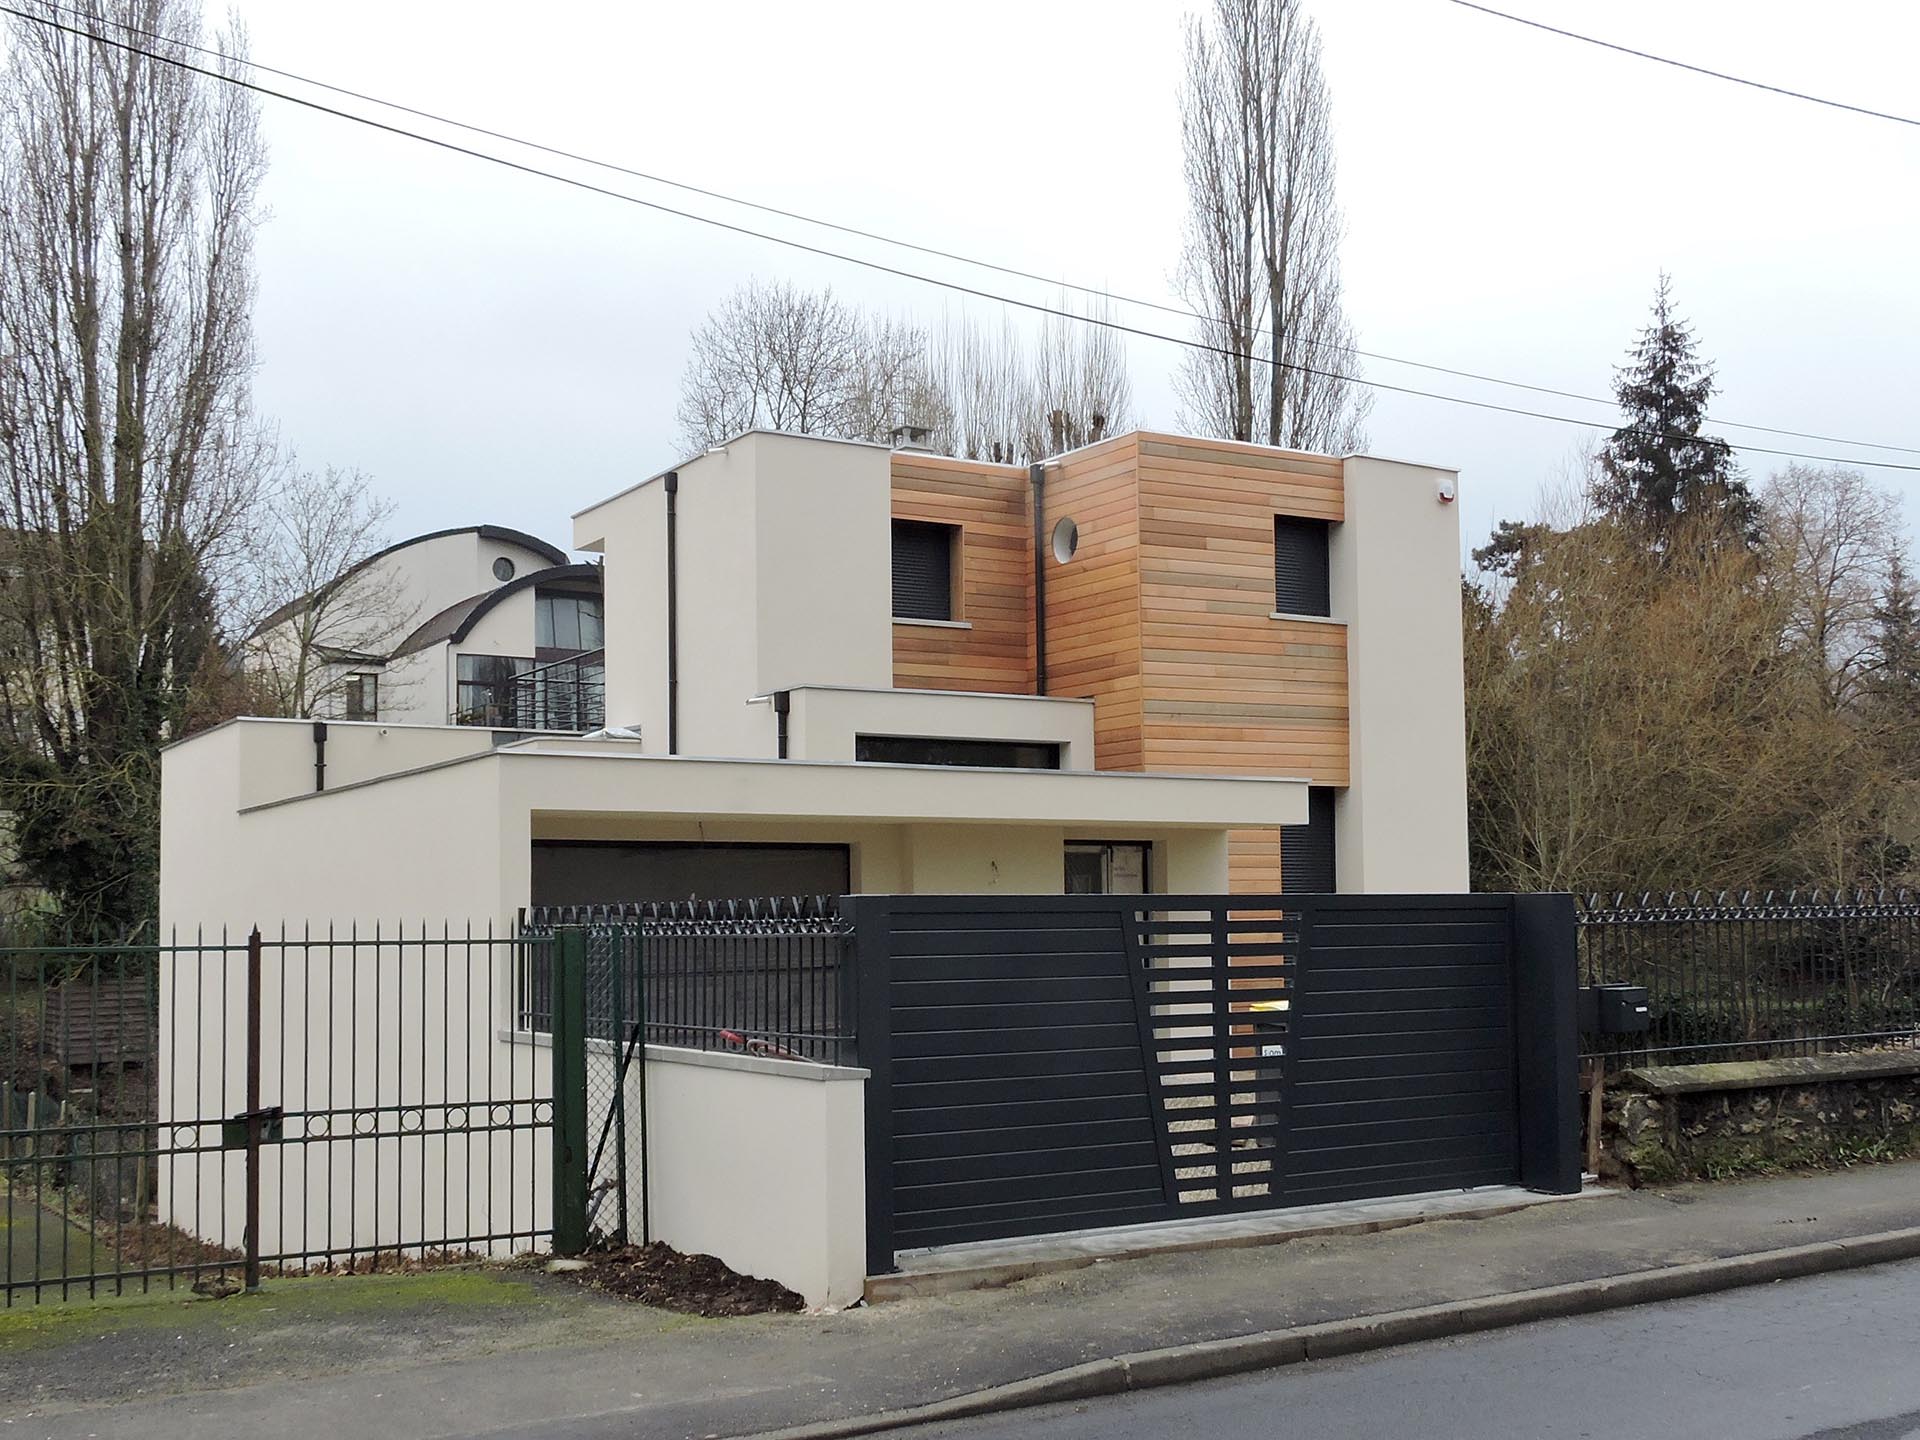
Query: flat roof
240,740,1309,830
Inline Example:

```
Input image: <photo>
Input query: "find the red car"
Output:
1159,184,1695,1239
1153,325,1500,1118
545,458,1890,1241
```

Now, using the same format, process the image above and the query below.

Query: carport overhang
494,741,1310,830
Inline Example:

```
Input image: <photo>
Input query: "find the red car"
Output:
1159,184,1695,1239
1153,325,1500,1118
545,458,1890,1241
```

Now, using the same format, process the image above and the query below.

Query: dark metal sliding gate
854,893,1578,1267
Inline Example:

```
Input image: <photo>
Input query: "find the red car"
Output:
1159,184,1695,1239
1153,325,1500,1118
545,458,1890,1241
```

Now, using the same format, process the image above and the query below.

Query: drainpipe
311,719,328,793
773,689,791,760
1029,462,1048,696
664,470,680,755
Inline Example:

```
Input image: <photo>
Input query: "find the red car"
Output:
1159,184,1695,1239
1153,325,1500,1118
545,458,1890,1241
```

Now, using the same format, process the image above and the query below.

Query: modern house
244,524,606,732
153,427,1493,1305
168,428,1466,927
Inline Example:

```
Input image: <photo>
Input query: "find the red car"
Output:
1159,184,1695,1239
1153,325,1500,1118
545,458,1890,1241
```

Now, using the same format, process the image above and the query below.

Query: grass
0,1263,552,1351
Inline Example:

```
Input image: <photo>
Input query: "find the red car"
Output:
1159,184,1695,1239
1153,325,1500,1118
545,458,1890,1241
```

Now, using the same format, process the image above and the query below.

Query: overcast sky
221,0,1920,561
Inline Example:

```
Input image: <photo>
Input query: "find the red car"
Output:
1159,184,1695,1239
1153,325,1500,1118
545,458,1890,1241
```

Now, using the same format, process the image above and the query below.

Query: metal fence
2,926,552,1306
1578,891,1920,1068
514,900,853,1254
519,898,857,1065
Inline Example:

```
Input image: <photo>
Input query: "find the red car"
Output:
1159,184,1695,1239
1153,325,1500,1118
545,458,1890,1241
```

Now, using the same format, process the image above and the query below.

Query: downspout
1029,462,1048,696
664,470,680,755
311,719,328,793
773,689,791,760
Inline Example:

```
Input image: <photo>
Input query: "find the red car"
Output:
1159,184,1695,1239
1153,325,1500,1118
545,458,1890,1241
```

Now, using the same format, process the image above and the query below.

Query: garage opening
531,841,852,907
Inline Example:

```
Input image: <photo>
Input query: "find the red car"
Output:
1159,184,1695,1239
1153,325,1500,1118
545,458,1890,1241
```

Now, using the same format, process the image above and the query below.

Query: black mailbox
1597,985,1650,1035
1577,984,1652,1034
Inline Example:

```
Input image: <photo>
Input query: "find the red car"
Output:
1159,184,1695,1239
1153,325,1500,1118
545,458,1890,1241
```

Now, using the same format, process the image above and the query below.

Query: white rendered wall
1330,457,1471,892
784,686,1095,769
576,433,895,758
638,1046,867,1308
157,725,544,1266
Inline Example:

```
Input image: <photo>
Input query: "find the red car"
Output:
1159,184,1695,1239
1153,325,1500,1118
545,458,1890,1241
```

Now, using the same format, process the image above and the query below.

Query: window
456,654,532,726
536,592,604,653
342,673,378,722
1065,841,1150,895
892,520,956,621
855,735,1061,769
1274,515,1331,617
1281,787,1337,893
492,556,516,582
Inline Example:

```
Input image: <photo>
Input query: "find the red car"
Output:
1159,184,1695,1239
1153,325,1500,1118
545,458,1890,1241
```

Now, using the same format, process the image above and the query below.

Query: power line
34,0,1920,461
1450,1,1920,129
6,3,1920,477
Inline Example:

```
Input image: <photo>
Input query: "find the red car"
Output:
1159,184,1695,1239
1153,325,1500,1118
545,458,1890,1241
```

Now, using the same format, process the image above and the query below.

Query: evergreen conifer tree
1594,275,1756,538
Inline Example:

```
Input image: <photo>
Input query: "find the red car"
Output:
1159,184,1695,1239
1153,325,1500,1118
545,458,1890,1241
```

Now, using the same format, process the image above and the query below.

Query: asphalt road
894,1258,1920,1440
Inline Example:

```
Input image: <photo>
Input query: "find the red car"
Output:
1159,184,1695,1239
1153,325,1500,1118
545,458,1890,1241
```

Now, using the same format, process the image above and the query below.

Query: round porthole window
1051,516,1080,564
492,556,516,582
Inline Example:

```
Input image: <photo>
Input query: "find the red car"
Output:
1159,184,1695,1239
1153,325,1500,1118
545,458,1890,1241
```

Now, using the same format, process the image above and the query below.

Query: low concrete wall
1599,1052,1920,1186
643,1045,868,1309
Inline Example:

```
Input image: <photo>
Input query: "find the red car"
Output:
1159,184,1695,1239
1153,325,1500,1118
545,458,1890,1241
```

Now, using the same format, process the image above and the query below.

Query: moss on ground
0,1264,553,1351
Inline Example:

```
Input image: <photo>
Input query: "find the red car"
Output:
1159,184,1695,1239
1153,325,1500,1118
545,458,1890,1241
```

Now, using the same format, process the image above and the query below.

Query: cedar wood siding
889,434,1349,893
890,452,1033,695
1134,434,1347,894
1039,435,1146,773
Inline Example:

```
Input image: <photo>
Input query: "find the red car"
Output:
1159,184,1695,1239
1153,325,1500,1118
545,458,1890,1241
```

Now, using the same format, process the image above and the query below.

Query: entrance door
1064,841,1149,895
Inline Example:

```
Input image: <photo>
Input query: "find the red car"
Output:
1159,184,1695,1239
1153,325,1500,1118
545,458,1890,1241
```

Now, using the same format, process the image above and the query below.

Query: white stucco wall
1331,456,1471,892
575,433,894,758
783,686,1096,768
157,722,539,1264
638,1046,867,1308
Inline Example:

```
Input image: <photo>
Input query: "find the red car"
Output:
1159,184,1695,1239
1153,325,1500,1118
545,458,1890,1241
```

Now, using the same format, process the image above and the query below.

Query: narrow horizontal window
855,735,1060,769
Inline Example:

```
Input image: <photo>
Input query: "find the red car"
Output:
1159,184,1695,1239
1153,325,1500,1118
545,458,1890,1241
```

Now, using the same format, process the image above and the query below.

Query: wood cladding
890,433,1350,889
1134,434,1348,788
1037,436,1146,772
891,453,1032,696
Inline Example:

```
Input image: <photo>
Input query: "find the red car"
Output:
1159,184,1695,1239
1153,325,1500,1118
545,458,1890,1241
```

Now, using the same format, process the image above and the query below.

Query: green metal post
551,928,590,1255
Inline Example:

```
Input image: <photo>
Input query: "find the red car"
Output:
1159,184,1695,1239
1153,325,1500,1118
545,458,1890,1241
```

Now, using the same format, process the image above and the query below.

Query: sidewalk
6,1162,1920,1440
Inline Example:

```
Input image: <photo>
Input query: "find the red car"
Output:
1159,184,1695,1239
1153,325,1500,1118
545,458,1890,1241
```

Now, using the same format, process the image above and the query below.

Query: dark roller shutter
1274,516,1331,617
1282,787,1337,893
892,520,954,620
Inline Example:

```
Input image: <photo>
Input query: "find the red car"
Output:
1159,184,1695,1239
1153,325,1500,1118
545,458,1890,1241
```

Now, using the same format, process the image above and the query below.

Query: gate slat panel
869,893,1530,1267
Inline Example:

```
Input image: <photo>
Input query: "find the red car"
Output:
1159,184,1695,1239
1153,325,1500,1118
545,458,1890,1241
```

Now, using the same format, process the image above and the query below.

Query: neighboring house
164,429,1467,924
246,525,606,732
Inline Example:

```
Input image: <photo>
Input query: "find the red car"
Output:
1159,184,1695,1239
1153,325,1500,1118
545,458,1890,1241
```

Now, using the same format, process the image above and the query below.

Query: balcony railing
453,649,605,732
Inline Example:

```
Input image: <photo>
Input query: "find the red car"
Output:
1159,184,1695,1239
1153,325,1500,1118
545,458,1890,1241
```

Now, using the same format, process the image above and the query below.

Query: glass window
1274,516,1332,617
1065,842,1150,895
456,654,532,726
892,520,956,621
854,735,1060,769
342,673,378,722
1281,787,1337,892
537,593,604,653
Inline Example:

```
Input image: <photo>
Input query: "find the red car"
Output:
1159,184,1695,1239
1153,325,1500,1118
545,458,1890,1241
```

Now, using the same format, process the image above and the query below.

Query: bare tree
676,280,1134,464
1763,464,1905,711
0,0,269,930
926,302,1135,465
675,280,872,448
843,312,935,447
239,465,416,719
1174,0,1370,453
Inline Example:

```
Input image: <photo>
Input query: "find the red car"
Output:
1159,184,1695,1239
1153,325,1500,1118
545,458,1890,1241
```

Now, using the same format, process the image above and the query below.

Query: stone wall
1597,1052,1920,1187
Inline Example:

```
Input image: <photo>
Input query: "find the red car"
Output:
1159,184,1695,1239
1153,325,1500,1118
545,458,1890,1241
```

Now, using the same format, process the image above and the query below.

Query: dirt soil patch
559,1242,804,1317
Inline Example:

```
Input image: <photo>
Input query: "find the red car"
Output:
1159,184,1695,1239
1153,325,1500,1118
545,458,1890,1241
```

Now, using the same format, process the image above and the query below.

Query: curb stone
742,1225,1920,1440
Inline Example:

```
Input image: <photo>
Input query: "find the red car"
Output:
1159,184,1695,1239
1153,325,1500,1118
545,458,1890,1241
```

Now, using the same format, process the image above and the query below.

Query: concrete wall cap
1622,1051,1920,1094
